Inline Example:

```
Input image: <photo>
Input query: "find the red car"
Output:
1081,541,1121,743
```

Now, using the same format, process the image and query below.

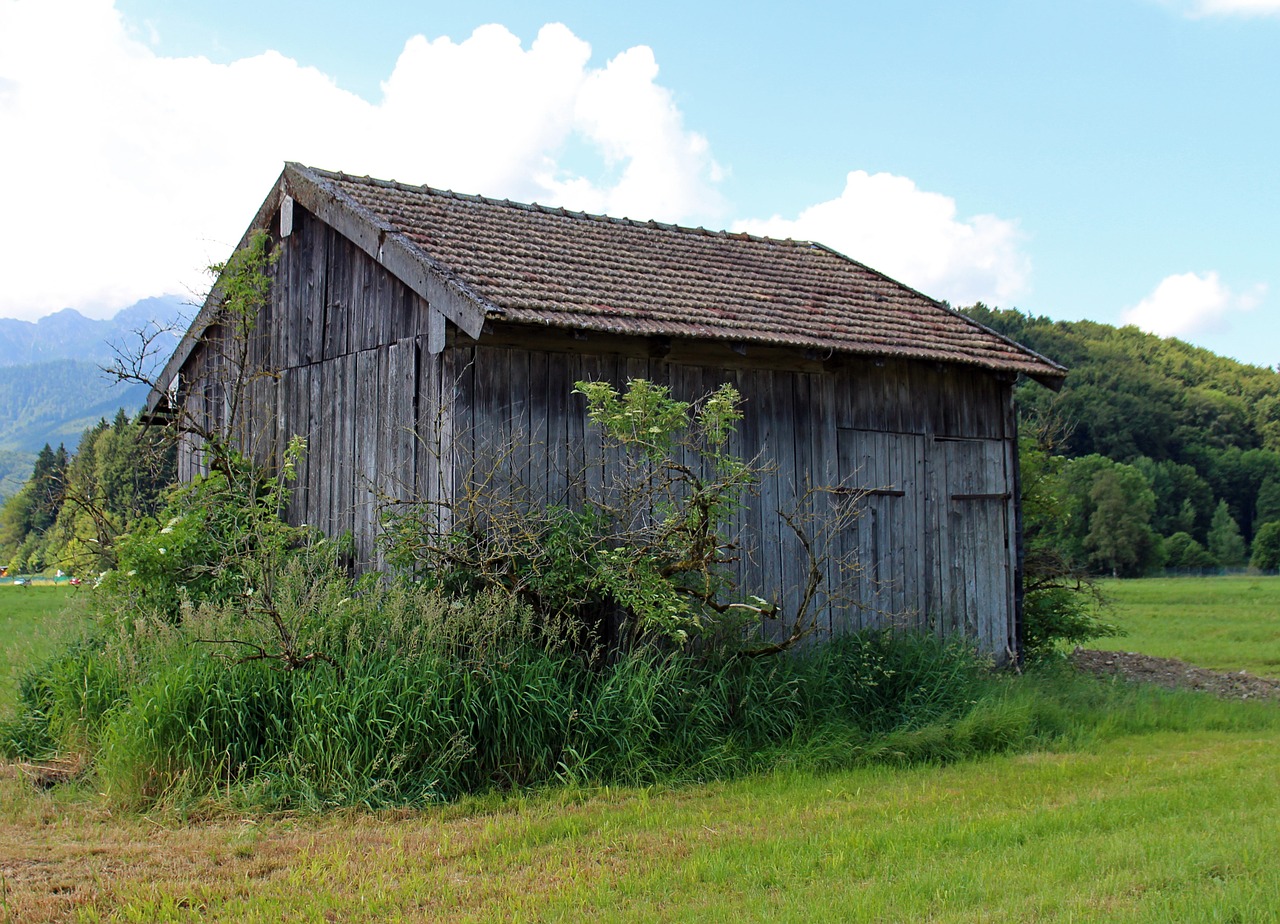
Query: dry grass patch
4,727,1279,923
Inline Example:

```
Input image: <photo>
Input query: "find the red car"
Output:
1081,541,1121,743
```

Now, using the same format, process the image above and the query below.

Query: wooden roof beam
283,163,489,341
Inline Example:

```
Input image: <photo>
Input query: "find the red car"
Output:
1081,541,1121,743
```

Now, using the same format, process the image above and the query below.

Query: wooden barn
148,163,1066,660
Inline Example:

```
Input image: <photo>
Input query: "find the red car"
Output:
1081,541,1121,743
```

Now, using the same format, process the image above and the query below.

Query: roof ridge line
304,164,820,248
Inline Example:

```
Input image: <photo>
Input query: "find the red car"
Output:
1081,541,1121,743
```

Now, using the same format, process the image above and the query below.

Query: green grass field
1,578,1278,922
0,585,71,717
1092,576,1280,677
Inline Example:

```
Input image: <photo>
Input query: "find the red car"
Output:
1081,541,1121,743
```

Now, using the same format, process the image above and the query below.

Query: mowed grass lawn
2,579,1279,922
1092,576,1280,678
4,727,1278,922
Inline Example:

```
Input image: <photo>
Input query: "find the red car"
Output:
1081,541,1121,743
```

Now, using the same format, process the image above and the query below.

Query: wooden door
927,437,1015,655
838,429,1016,655
836,429,927,631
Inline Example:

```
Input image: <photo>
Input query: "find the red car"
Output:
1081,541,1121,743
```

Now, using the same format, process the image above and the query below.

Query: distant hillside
0,296,188,368
0,297,188,502
0,361,153,453
963,304,1280,461
0,448,34,501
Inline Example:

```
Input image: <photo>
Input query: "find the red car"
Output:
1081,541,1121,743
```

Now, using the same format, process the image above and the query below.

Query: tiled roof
303,166,1066,382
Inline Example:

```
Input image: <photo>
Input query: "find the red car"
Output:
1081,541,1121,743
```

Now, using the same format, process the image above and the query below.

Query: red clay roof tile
307,167,1066,382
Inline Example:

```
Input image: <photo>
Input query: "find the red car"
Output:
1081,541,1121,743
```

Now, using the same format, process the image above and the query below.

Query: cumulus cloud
1123,271,1266,337
733,171,1030,307
0,1,722,320
1169,0,1280,16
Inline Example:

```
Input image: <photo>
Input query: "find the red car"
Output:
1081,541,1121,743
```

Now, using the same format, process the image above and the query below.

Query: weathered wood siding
177,202,1021,658
178,206,436,566
440,340,1017,656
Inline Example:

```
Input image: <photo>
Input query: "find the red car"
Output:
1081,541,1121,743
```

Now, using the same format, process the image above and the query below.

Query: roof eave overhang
144,163,495,420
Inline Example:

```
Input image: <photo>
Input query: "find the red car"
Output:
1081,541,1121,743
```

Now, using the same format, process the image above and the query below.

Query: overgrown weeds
2,573,1009,809
8,573,1278,813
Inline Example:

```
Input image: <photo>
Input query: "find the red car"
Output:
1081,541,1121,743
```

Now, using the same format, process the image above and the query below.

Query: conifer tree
1207,499,1248,568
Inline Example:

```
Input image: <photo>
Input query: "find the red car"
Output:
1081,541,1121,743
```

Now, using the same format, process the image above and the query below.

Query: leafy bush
384,379,811,653
1163,531,1218,572
97,438,309,620
1250,521,1280,572
1019,437,1120,659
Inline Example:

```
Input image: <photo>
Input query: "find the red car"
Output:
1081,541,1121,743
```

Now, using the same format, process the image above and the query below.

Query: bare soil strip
1072,648,1280,701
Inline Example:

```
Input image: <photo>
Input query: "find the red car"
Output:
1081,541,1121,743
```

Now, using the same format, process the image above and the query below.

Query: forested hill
0,297,186,504
963,304,1280,462
0,362,152,452
962,304,1280,575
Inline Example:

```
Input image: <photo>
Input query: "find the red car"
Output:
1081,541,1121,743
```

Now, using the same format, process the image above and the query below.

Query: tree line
0,409,174,575
964,304,1280,574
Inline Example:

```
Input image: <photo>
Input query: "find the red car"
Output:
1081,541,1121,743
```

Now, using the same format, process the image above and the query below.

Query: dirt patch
1071,648,1280,701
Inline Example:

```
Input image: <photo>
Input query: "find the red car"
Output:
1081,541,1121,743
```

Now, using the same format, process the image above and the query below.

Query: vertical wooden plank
564,352,588,510
525,349,550,508
361,250,377,352
353,348,379,566
737,363,762,629
475,345,511,506
397,338,419,503
1004,432,1021,659
333,352,354,547
304,214,328,366
416,347,441,508
322,231,348,361
544,349,571,506
834,427,855,633
372,262,393,350
382,336,418,571
924,436,943,639
282,226,300,370
375,346,391,518
577,353,605,512
807,371,837,637
773,369,801,630
316,360,336,538
909,433,928,630
509,347,533,506
271,232,290,373
754,368,784,642
305,363,323,531
449,345,476,525
890,363,908,435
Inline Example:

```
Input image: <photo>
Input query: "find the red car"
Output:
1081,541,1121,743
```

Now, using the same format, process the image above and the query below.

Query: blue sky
1,0,1276,367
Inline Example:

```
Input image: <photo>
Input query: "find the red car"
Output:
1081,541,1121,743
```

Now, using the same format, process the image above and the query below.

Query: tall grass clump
4,553,1021,808
11,551,1273,810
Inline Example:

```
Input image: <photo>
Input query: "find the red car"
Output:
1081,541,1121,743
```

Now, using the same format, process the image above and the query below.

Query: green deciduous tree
385,378,842,655
1249,521,1280,572
1162,532,1217,572
1084,467,1161,577
1017,437,1116,658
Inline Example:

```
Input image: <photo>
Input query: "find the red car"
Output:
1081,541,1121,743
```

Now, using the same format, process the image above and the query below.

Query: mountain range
0,297,189,370
0,296,188,500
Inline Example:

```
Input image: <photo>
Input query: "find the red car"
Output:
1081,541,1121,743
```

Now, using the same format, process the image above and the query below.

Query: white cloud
1173,0,1280,16
0,2,722,321
1122,271,1266,337
733,171,1030,307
